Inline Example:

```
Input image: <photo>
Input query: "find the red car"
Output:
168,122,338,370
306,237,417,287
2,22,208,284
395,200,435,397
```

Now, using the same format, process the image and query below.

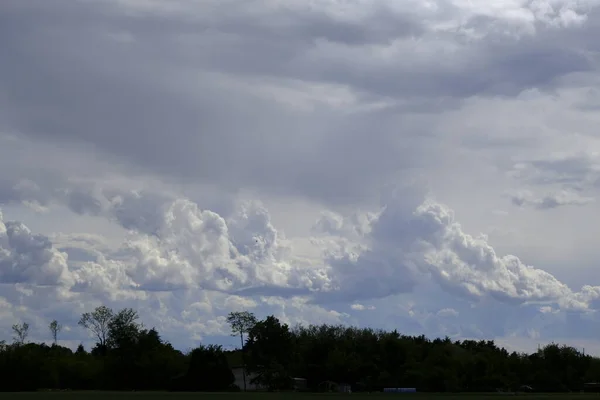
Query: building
231,366,264,391
292,377,307,391
338,383,352,393
231,366,307,392
584,382,600,393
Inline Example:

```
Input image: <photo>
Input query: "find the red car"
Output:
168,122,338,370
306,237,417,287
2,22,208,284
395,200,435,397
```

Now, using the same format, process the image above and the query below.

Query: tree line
1,306,600,392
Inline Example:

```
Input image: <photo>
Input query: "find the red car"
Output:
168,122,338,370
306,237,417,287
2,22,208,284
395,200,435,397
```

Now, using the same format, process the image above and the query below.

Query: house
338,383,351,393
231,366,306,391
584,382,600,393
292,377,307,391
231,366,264,391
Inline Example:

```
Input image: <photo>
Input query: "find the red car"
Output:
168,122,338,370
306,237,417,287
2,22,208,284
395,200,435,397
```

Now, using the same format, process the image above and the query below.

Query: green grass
3,393,600,400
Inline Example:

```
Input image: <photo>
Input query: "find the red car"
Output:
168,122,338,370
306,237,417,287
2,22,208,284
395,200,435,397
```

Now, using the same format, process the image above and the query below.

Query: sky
3,0,600,354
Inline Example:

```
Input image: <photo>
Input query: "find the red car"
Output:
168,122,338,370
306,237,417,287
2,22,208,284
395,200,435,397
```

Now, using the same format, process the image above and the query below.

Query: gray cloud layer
2,0,599,206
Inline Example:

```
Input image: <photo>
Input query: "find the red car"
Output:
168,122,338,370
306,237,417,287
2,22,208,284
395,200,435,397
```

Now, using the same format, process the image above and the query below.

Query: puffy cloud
351,304,376,311
437,308,459,318
313,194,600,312
0,210,73,286
1,187,600,350
106,195,327,295
95,189,600,317
412,201,574,305
312,209,377,237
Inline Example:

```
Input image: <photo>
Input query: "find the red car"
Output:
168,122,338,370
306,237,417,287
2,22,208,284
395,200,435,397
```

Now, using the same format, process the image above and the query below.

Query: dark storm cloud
1,0,598,206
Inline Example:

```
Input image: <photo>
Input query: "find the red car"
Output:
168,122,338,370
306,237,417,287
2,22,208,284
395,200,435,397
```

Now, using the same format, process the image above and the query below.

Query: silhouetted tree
49,320,62,345
12,322,29,345
78,306,113,352
226,310,257,391
186,345,234,391
246,315,294,391
1,308,599,393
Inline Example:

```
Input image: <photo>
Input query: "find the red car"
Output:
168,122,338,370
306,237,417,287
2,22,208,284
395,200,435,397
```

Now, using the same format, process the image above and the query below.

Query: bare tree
78,305,113,349
227,311,257,391
12,322,29,345
49,320,62,345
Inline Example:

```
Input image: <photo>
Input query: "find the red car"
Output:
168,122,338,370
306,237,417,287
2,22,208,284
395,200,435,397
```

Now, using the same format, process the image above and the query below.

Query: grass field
3,393,600,400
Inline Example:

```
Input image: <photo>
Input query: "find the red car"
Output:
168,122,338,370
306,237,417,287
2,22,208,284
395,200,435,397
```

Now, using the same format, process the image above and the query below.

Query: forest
1,305,599,393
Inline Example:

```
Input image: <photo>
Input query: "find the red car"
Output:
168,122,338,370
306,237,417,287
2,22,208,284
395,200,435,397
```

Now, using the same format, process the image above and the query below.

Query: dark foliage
1,307,600,392
172,345,235,391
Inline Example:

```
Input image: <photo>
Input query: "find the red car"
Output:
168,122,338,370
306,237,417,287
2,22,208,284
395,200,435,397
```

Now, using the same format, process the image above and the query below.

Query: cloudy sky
3,0,600,354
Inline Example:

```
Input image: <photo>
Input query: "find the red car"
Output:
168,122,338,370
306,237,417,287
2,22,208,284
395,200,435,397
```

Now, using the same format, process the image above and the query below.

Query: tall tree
12,322,29,345
245,315,294,391
105,308,142,389
107,308,140,349
78,305,113,349
49,320,62,345
186,345,235,391
227,311,257,391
